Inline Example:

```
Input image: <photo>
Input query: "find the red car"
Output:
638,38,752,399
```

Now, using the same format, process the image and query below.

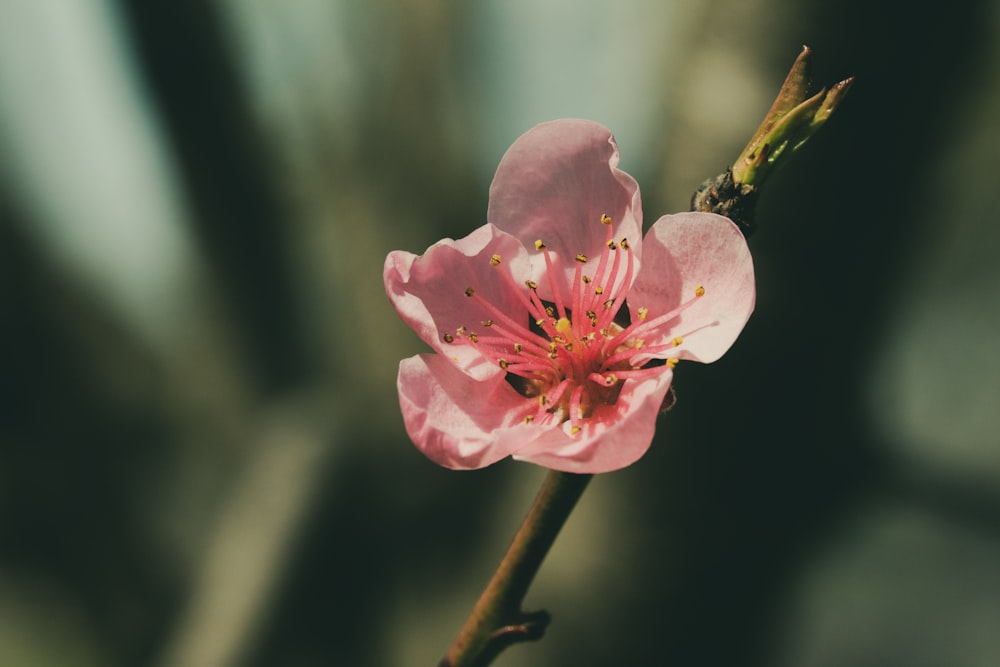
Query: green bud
731,46,854,187
691,46,853,236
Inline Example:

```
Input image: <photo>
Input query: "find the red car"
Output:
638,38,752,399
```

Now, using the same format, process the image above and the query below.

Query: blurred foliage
1,1,999,666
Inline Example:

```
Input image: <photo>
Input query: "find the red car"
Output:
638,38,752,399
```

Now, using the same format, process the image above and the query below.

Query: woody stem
438,470,593,667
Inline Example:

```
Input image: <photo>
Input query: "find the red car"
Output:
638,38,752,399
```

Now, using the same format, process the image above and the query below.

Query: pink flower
384,119,755,473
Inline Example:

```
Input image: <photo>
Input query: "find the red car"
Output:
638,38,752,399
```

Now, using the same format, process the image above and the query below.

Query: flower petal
629,212,755,363
384,223,533,381
487,119,643,298
398,353,531,470
511,367,674,473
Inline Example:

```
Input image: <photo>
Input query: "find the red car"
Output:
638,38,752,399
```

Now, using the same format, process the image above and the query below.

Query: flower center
445,215,703,435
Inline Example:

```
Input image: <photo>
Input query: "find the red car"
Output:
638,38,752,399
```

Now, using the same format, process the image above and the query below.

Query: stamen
443,333,454,343
466,290,553,352
570,259,586,337
576,254,588,263
540,380,572,414
586,219,616,311
570,384,585,421
537,241,568,319
596,240,634,332
605,289,705,353
527,289,558,337
464,287,475,297
597,366,672,382
490,254,502,266
588,372,617,386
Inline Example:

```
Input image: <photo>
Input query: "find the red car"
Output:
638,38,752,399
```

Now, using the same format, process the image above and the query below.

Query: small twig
438,470,592,667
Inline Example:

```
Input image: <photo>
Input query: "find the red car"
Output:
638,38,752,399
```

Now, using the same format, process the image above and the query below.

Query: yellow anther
607,240,616,250
594,286,604,295
539,395,548,406
695,285,705,297
635,339,645,349
548,351,559,360
576,254,589,263
545,306,555,317
673,336,684,346
456,326,467,335
535,318,546,328
601,213,612,225
555,317,572,335
667,358,679,368
443,333,454,344
637,306,648,320
603,299,614,310
570,425,582,435
464,287,475,297
534,239,546,250
490,254,502,265
481,319,493,327
582,275,592,284
605,374,617,385
513,342,523,353
525,279,538,290
498,359,509,370
524,415,535,424
548,341,558,352
468,333,479,343
619,238,630,250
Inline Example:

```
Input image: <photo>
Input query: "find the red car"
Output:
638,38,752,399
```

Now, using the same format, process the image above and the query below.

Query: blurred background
1,1,999,665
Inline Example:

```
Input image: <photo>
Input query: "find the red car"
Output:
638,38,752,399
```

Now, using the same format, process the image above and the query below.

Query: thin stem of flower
438,470,593,667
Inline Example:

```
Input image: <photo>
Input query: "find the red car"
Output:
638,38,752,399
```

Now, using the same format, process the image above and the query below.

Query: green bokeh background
2,1,999,666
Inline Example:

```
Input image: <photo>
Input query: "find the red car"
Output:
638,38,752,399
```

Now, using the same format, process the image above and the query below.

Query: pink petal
511,367,674,473
487,119,643,298
628,212,755,363
398,353,531,470
384,224,534,381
